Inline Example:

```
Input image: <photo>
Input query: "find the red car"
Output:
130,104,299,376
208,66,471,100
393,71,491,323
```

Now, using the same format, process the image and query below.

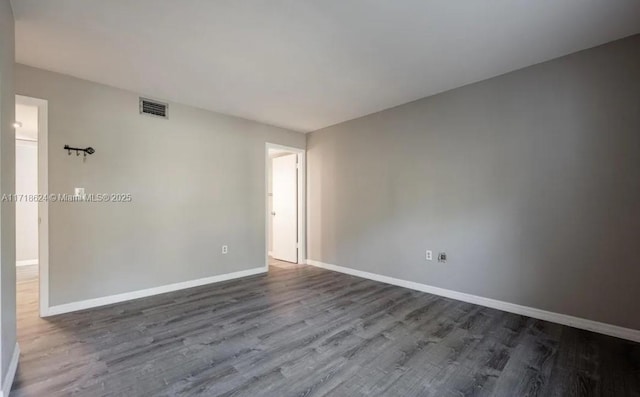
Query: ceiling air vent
139,97,168,119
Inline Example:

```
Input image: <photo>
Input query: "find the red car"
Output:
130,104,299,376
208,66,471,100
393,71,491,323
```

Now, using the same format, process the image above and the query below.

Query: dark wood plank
11,262,640,397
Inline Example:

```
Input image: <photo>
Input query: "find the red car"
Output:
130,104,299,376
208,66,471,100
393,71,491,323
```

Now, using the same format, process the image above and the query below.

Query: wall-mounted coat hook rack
64,145,95,157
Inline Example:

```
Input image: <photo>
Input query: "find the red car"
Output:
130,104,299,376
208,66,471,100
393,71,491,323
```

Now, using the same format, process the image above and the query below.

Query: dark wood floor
12,262,640,396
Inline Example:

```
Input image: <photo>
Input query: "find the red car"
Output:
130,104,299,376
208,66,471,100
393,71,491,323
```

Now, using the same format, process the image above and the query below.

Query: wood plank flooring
12,262,640,396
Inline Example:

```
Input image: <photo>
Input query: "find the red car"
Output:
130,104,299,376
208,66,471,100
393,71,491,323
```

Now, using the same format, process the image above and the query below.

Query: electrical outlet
425,250,433,261
74,187,85,201
438,252,447,263
222,245,228,254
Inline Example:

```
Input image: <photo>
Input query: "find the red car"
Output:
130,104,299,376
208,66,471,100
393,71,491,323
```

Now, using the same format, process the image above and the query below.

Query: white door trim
0,343,20,397
265,143,306,267
16,95,49,317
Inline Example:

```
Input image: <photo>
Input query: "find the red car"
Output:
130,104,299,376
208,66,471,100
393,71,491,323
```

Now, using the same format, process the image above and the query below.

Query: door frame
16,95,49,317
265,143,306,268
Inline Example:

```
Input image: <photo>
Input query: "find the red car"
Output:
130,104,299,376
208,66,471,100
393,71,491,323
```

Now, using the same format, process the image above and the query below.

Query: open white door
272,154,298,263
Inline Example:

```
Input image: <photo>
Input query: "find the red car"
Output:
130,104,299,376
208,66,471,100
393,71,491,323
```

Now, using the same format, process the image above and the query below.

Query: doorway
265,143,305,269
15,95,48,318
15,104,38,267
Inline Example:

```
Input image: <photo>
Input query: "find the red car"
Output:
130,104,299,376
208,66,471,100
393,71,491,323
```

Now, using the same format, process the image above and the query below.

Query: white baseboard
307,259,640,343
44,267,267,316
0,343,20,397
16,259,38,267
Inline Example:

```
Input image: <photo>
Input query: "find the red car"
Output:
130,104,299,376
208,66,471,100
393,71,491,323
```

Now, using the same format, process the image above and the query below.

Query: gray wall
0,0,17,385
307,34,640,330
15,65,305,306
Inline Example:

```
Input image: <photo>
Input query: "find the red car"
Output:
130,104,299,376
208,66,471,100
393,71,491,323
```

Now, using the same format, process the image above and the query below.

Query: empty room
1,1,639,396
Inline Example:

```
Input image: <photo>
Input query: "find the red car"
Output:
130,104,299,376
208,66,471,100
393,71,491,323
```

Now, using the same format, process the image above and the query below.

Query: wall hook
64,145,96,157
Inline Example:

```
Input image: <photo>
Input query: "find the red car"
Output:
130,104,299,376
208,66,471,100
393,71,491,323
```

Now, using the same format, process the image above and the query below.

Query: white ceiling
269,148,296,158
11,1,640,132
